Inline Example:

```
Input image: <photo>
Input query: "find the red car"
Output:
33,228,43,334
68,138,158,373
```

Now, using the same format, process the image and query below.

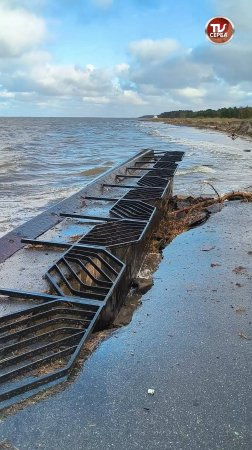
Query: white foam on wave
140,121,250,157
176,165,216,176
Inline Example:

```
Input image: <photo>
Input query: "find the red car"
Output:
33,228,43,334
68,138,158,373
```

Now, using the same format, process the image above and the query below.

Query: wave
146,129,172,139
176,165,216,175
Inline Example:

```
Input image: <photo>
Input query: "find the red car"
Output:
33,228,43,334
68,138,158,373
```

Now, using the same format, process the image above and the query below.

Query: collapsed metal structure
0,149,184,406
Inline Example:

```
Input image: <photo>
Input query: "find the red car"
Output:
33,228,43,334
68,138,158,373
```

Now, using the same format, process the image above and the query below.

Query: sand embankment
151,117,252,139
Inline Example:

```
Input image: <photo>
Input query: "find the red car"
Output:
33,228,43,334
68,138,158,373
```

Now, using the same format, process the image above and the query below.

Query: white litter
148,388,155,395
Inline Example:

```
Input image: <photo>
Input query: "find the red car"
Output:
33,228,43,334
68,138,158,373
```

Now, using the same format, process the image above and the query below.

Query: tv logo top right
205,17,234,44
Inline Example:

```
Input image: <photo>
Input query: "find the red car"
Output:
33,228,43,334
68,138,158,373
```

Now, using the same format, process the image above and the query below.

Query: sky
0,0,251,117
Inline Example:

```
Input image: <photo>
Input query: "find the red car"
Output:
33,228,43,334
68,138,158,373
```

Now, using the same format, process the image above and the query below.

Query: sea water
0,117,251,237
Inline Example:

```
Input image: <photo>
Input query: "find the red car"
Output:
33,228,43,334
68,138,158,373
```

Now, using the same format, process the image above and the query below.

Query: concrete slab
0,201,251,450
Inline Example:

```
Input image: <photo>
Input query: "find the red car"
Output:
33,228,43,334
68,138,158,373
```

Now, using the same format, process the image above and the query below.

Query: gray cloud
192,44,252,84
128,56,214,91
129,39,180,63
212,0,252,31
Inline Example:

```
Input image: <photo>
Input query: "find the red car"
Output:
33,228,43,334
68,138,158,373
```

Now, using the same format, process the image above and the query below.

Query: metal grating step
154,161,178,169
46,245,125,300
146,168,176,178
0,148,185,406
123,187,165,201
137,175,168,188
78,219,148,248
0,297,101,402
139,152,184,163
110,199,155,221
159,152,184,161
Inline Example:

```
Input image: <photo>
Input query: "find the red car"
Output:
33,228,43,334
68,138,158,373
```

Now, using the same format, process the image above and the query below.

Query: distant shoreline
145,117,252,140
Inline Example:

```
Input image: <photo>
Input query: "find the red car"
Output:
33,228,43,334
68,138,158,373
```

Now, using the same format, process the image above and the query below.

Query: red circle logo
205,17,234,44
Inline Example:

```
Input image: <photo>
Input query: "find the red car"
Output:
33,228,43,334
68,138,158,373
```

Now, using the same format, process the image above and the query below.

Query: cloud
212,0,252,31
174,87,206,99
129,38,179,62
119,90,147,105
12,63,114,97
115,63,130,75
130,58,213,91
124,25,252,111
82,95,111,104
0,3,146,110
0,1,251,115
0,52,147,109
126,40,214,92
192,43,252,85
0,4,47,57
0,90,15,98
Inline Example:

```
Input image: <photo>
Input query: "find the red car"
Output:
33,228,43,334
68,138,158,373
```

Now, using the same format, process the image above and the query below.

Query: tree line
158,106,252,119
